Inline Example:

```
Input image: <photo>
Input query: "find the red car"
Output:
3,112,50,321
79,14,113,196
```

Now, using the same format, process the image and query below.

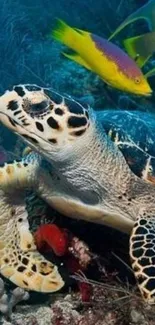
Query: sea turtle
0,85,155,303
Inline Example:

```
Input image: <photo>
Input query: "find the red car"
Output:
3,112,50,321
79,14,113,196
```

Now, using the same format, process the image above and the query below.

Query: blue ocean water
0,0,149,93
1,1,155,322
0,0,154,158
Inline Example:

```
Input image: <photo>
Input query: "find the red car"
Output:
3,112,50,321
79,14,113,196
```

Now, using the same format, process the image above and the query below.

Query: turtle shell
97,110,155,182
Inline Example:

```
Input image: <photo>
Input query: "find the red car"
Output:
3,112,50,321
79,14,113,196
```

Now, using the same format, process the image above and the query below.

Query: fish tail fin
51,19,82,52
123,34,151,67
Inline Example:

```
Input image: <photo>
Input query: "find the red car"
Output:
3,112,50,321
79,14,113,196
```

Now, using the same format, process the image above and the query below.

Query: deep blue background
0,0,152,159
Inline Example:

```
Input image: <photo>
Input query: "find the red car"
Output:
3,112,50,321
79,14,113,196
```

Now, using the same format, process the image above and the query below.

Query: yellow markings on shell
39,261,54,274
10,272,35,290
25,273,43,291
8,260,64,292
26,270,34,278
19,230,36,252
1,266,15,278
41,274,62,292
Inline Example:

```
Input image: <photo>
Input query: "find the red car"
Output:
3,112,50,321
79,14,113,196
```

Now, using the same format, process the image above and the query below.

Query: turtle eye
25,99,52,118
30,101,49,114
134,77,141,84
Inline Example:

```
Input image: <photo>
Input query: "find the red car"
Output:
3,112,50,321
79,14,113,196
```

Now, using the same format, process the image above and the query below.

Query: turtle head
0,85,93,161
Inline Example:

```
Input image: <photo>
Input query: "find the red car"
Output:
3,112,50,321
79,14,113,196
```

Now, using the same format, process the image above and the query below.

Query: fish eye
134,77,141,84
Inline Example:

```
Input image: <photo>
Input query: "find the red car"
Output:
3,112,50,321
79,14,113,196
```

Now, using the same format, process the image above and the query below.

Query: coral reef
2,279,155,325
1,0,155,323
0,197,153,324
2,305,52,325
49,282,155,325
0,277,29,321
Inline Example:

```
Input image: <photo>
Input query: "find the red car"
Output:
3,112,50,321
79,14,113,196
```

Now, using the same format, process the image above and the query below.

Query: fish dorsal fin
62,51,92,70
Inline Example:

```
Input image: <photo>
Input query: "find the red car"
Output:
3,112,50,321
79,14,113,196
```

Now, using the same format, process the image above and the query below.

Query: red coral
34,224,68,256
34,223,93,302
78,281,93,303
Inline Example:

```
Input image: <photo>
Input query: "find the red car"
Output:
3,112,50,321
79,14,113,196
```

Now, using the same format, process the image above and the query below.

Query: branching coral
0,278,29,320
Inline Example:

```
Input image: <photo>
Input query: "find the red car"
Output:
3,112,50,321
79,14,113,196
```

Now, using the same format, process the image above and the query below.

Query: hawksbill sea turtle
0,85,155,303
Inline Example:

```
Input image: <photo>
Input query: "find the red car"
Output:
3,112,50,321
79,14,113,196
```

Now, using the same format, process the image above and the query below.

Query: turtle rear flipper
130,213,155,303
0,161,64,292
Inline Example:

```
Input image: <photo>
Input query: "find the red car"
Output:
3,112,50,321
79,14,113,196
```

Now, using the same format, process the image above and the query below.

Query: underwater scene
2,0,155,324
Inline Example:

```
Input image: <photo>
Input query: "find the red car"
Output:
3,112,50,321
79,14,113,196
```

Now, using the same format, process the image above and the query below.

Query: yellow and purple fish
108,0,155,70
51,19,152,96
109,0,155,41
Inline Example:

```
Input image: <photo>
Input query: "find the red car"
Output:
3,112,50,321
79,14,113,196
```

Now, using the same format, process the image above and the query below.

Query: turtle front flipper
130,212,155,303
0,161,64,292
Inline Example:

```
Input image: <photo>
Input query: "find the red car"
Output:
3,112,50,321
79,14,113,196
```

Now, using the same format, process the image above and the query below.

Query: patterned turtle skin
99,109,155,183
1,85,155,303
